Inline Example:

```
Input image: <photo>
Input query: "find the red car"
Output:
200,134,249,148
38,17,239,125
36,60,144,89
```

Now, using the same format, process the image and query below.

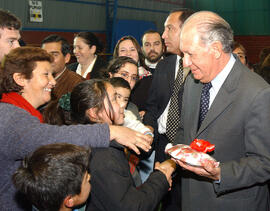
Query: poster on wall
29,0,43,22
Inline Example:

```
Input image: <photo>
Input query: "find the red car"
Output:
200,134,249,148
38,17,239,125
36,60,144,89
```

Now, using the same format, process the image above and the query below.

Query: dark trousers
155,133,181,211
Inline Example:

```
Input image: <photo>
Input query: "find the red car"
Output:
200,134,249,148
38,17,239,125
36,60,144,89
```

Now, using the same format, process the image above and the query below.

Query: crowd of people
0,7,270,211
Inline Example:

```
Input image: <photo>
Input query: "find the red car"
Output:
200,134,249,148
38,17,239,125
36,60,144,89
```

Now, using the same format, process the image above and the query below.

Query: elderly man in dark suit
175,11,270,211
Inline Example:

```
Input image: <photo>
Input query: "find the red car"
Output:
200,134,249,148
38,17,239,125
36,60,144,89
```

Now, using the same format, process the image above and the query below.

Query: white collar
211,54,236,93
145,57,163,69
76,55,97,78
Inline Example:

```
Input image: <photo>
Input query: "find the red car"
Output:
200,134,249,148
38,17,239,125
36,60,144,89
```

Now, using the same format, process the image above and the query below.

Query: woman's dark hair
75,32,104,54
0,46,53,94
104,56,138,78
113,35,147,68
70,79,115,124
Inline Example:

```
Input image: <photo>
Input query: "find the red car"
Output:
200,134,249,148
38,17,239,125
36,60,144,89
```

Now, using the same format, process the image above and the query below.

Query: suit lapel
189,82,203,140
196,60,242,135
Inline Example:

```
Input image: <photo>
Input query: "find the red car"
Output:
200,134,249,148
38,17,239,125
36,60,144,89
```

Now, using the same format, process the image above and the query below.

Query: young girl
62,79,175,211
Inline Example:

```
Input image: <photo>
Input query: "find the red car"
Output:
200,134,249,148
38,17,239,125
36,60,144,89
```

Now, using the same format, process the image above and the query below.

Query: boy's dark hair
13,143,91,211
0,9,21,31
41,34,71,56
110,77,131,90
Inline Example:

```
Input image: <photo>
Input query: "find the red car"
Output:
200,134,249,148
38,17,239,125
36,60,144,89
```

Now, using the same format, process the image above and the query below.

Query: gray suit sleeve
214,87,270,194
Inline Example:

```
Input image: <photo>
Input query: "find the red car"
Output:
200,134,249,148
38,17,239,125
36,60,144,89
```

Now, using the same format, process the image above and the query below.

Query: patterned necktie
198,82,212,128
166,58,184,143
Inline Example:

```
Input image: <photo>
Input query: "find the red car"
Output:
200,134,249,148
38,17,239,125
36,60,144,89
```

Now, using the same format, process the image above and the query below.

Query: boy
110,77,154,184
110,77,153,137
13,143,91,211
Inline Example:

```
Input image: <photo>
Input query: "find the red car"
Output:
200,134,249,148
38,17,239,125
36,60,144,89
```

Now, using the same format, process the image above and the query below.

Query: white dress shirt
157,55,181,134
209,54,236,108
76,55,97,78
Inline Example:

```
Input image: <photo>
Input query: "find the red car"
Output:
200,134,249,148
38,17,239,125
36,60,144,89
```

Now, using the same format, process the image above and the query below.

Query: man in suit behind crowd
144,8,194,165
143,8,195,211
175,11,270,211
141,30,165,73
134,30,165,182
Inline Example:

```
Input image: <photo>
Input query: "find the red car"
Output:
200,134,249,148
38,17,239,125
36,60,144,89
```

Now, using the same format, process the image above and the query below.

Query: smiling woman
68,32,108,79
0,47,55,121
0,47,152,211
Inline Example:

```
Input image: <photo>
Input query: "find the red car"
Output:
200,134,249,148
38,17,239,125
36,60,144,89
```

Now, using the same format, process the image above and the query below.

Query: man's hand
109,125,152,154
174,158,220,181
155,159,176,189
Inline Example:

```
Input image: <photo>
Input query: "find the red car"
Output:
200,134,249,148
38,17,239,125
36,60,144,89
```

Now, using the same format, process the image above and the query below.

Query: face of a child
73,172,91,206
114,87,131,109
97,84,124,125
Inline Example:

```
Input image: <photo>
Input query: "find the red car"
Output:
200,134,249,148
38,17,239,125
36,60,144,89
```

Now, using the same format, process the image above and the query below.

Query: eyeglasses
116,71,139,82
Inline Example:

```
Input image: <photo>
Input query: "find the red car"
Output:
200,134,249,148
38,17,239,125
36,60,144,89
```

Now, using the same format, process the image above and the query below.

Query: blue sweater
0,103,110,210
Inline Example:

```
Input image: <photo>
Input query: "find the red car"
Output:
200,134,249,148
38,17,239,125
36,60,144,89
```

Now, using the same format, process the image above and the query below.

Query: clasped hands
155,159,176,189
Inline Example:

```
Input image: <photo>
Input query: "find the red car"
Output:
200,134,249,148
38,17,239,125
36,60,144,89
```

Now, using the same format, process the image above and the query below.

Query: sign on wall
29,0,43,22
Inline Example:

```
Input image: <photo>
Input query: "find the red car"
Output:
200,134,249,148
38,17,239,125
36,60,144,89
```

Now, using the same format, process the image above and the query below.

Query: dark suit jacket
67,55,108,79
130,75,153,111
143,55,177,131
144,55,187,163
175,58,270,211
87,141,169,211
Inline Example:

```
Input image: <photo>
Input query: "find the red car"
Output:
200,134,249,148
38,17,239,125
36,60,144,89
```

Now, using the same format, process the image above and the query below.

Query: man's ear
13,73,26,87
86,108,99,122
210,41,222,59
64,53,71,64
63,195,75,208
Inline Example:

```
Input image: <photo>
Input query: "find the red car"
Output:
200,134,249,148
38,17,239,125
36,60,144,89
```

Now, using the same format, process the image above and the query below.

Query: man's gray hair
196,17,234,53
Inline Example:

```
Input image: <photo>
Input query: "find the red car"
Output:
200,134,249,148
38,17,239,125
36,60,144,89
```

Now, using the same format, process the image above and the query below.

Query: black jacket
67,55,108,79
87,141,169,211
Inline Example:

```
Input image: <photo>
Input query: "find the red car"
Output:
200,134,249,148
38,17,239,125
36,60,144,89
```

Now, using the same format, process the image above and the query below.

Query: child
63,79,175,211
110,77,155,184
13,143,91,211
110,77,154,139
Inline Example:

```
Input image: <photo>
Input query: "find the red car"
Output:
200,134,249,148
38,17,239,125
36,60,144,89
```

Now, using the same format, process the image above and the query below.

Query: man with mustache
141,30,165,74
